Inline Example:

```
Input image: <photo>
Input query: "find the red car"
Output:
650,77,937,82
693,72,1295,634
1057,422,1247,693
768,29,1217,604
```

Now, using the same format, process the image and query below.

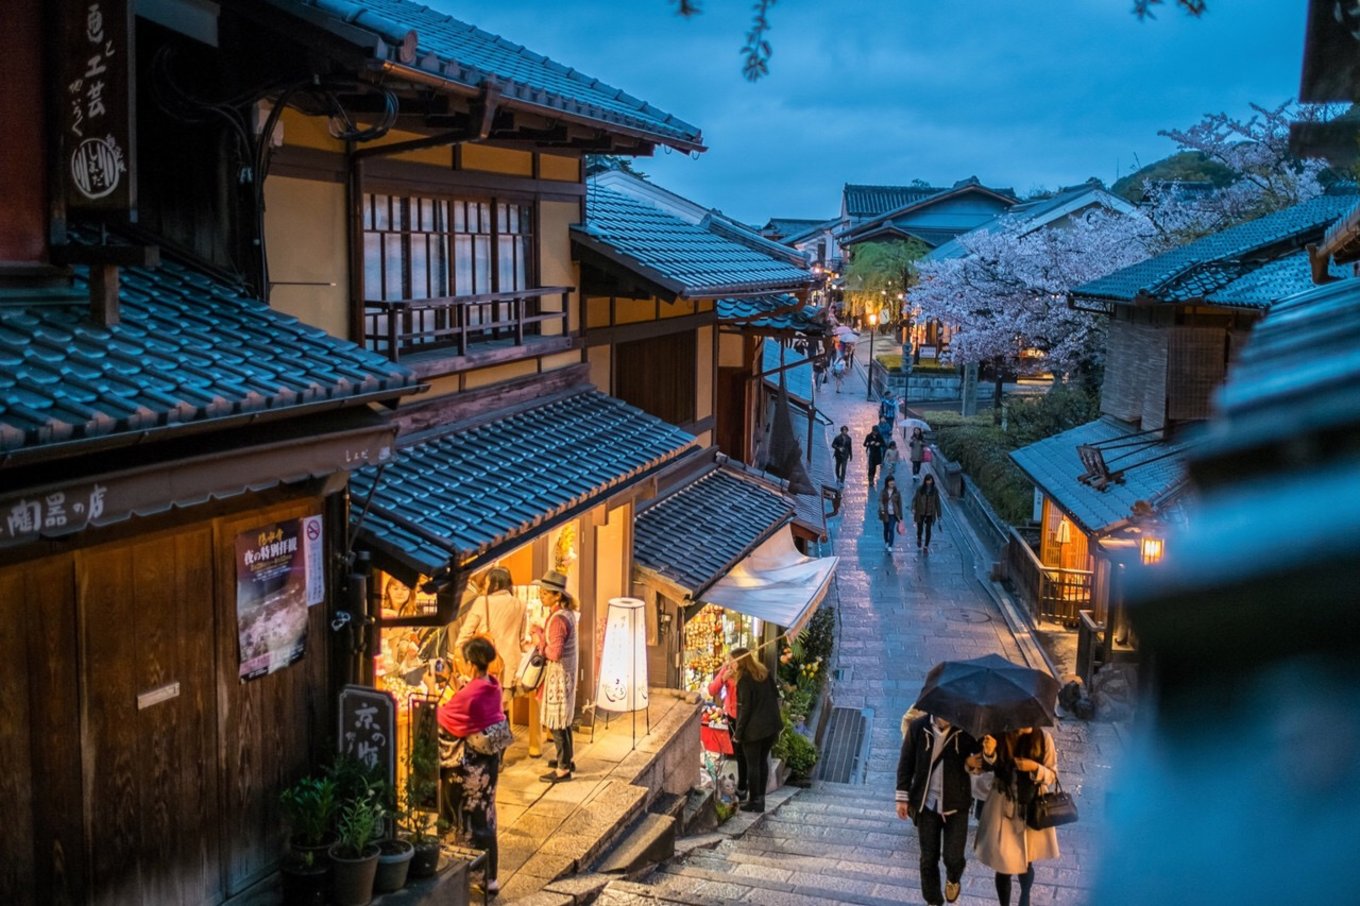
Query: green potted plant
279,774,337,904
329,786,387,906
399,726,444,879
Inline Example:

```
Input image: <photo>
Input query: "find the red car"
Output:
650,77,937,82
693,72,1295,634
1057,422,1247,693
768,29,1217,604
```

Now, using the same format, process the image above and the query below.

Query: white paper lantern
594,597,649,713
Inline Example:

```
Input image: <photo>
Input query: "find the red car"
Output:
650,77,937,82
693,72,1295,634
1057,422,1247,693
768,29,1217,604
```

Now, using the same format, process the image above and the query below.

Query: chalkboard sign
338,685,396,792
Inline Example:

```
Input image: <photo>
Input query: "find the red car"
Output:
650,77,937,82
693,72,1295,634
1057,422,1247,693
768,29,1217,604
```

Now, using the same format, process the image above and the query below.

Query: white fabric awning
702,528,838,634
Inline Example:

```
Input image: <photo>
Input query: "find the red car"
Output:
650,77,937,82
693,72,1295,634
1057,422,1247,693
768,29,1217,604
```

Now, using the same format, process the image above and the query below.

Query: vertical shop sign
302,515,325,606
61,0,136,216
235,520,308,680
338,685,397,791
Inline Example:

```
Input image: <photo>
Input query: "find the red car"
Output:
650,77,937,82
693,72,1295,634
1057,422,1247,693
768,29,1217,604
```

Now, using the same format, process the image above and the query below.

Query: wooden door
78,525,222,906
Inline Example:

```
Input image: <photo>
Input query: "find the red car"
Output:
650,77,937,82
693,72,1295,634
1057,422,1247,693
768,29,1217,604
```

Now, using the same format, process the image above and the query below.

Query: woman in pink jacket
438,637,505,895
707,647,750,800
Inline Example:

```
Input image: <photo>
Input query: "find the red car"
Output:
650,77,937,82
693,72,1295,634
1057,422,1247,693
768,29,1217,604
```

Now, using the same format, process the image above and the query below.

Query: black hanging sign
61,0,137,217
338,685,397,791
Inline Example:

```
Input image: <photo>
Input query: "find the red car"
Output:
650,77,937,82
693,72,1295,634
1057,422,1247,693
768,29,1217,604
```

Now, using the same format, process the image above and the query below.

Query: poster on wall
235,520,309,680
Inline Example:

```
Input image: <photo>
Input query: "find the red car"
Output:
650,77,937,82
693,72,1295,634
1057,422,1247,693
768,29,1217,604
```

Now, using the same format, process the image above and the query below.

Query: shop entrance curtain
701,528,838,634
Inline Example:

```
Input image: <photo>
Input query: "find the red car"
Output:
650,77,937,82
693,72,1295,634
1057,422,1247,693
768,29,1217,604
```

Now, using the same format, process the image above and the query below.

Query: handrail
363,285,573,310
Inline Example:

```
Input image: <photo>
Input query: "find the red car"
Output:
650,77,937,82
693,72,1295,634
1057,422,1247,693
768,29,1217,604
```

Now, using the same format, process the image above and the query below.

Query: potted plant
373,837,415,893
279,774,337,904
329,787,386,906
399,712,444,879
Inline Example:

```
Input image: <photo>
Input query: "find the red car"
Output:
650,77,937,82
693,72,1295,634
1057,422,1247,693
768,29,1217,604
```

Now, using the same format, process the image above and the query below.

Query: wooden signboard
338,685,397,791
61,0,136,217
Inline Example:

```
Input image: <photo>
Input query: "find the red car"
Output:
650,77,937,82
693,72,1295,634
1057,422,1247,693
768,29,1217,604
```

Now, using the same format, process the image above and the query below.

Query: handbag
923,448,933,463
1026,779,1079,829
466,718,514,755
453,596,505,683
515,648,546,692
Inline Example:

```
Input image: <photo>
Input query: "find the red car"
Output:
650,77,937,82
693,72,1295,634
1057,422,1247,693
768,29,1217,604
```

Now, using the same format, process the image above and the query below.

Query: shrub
1007,384,1100,446
932,421,1035,524
876,353,905,372
772,716,818,779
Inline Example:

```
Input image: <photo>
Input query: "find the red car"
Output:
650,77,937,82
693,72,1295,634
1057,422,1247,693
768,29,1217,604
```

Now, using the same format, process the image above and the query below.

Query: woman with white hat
530,569,578,782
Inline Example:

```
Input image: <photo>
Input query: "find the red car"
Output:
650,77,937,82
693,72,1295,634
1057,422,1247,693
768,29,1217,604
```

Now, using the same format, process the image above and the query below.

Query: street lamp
865,312,878,400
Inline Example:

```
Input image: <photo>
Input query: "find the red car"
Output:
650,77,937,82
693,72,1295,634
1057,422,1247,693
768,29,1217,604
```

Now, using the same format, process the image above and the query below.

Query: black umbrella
913,653,1059,740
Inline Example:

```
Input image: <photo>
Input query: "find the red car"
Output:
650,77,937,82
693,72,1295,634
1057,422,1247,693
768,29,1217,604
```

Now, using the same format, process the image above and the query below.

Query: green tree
842,239,928,328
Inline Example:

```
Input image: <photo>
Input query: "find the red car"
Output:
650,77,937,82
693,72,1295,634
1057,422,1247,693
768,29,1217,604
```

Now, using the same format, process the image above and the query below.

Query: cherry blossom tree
912,206,1152,406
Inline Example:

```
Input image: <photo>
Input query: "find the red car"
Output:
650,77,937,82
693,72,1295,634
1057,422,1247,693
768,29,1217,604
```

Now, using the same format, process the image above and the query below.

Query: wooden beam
89,264,119,326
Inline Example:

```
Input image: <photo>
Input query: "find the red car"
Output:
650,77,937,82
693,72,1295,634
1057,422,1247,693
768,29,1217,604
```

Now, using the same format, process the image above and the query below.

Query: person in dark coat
908,427,927,479
832,425,853,484
879,475,904,552
913,474,942,551
732,648,782,813
896,713,982,906
863,427,886,485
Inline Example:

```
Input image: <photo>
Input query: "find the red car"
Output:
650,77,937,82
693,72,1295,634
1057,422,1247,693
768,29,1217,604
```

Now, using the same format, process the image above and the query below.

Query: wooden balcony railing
363,286,572,362
1005,527,1092,625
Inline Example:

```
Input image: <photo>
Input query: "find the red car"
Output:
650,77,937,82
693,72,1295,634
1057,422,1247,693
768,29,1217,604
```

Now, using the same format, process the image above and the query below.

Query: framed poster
235,520,309,680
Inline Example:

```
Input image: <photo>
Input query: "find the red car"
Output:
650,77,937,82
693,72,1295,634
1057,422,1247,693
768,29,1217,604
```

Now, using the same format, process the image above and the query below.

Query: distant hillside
1111,151,1236,202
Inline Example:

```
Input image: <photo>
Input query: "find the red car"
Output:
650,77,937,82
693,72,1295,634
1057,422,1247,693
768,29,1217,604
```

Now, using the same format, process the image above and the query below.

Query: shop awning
701,528,838,635
351,388,697,584
634,464,794,598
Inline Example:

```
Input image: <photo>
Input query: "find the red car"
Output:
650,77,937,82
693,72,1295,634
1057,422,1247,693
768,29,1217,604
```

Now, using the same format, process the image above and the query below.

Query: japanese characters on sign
235,520,310,681
62,0,135,214
0,484,108,544
338,685,397,791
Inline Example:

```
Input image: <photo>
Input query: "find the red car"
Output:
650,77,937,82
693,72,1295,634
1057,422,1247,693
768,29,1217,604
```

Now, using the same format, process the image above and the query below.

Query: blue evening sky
431,1,1306,225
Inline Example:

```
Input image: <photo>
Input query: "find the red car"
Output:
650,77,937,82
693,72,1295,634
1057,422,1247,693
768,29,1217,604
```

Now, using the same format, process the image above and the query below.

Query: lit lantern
1140,534,1165,565
595,597,649,714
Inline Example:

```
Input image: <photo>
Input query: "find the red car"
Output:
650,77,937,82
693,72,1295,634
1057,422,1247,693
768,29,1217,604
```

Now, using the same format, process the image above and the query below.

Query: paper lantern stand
592,597,650,750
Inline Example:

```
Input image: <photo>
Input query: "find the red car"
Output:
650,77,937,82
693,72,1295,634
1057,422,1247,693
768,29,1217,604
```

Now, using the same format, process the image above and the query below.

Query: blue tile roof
844,184,945,219
761,338,814,405
297,0,703,150
350,389,696,574
634,466,793,595
1010,418,1191,535
717,295,827,334
1073,193,1357,306
0,250,416,458
576,186,812,297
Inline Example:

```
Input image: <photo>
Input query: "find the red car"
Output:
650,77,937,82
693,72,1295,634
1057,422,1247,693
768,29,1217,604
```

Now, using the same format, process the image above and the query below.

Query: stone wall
872,361,963,401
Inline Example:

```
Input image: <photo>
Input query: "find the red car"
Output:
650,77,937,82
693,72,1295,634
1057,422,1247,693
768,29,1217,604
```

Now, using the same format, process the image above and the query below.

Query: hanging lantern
1140,534,1165,565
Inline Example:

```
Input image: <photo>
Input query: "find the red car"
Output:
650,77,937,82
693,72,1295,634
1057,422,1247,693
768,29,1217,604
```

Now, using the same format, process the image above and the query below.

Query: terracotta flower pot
373,838,415,893
328,842,380,906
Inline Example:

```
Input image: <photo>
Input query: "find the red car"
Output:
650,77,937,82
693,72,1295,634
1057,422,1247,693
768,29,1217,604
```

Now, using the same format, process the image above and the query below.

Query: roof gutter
373,60,707,154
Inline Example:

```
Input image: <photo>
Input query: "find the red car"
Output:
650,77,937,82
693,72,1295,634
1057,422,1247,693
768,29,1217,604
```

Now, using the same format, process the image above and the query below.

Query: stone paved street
602,351,1121,905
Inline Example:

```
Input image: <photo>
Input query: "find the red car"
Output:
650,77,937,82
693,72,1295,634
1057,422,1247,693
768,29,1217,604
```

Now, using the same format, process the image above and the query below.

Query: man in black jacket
832,425,853,483
863,427,886,485
895,713,981,905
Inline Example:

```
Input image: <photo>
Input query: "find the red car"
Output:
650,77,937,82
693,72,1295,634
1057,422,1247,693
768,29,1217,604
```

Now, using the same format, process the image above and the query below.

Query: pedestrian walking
832,354,847,393
832,425,853,483
909,427,927,479
531,570,578,783
732,648,782,813
438,637,507,896
913,474,942,551
706,648,748,801
896,713,981,906
877,414,895,445
863,426,886,485
879,475,904,552
883,441,900,484
972,728,1062,906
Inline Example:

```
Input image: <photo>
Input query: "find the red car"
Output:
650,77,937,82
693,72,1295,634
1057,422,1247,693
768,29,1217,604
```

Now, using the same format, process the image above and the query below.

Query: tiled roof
927,185,1134,262
1010,418,1192,535
576,186,812,297
839,181,1019,246
634,466,793,595
0,248,416,459
1203,250,1349,308
1072,193,1357,305
296,0,703,150
761,338,814,405
1197,275,1360,461
763,218,829,238
844,184,945,219
717,295,827,334
350,389,696,574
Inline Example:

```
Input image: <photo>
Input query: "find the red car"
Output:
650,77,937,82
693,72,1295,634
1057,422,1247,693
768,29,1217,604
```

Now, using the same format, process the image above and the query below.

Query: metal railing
1005,528,1092,624
363,286,572,362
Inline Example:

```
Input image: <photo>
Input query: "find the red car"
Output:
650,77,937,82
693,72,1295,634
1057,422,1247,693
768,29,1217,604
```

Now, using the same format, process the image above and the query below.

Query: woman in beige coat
973,727,1061,906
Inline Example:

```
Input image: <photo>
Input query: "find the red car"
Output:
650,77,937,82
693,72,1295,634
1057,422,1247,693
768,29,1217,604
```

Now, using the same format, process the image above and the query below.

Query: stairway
599,780,1020,905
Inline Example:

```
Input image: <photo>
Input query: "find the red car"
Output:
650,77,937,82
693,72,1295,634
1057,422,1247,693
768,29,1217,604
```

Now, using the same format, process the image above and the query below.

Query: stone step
597,813,676,874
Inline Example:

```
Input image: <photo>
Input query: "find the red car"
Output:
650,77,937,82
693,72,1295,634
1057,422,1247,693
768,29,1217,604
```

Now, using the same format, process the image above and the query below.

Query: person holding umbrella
895,712,981,905
972,727,1061,906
